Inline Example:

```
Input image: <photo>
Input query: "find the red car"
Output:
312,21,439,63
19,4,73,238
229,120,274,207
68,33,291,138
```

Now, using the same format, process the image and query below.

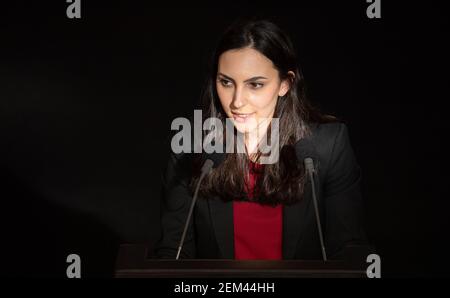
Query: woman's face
216,47,291,136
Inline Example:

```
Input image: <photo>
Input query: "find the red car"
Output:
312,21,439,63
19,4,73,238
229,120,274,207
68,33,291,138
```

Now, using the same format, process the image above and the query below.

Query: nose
230,87,247,110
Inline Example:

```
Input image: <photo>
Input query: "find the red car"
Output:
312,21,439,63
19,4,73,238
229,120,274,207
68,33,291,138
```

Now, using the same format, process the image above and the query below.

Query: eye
218,78,233,88
249,82,264,89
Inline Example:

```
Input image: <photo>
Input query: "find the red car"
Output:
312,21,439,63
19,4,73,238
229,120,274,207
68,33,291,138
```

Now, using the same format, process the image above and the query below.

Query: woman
154,18,367,260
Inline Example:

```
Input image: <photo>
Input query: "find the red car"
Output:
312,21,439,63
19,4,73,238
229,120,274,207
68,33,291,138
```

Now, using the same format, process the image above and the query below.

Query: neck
244,122,270,162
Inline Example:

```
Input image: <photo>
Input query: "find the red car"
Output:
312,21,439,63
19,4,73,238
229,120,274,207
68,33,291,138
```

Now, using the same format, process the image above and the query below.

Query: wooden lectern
115,244,369,278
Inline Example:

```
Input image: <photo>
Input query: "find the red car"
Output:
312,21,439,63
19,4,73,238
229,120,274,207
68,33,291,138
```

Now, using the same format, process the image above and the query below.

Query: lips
231,112,255,123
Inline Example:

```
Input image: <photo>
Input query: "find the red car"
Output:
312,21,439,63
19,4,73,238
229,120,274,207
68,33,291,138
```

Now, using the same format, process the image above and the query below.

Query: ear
278,71,295,97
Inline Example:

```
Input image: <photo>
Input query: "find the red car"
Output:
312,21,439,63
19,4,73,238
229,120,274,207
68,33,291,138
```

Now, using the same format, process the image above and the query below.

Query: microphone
175,152,225,260
296,138,328,261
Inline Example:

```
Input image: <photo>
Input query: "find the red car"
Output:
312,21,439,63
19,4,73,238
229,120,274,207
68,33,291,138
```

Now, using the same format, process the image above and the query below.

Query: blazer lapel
282,180,312,259
208,196,235,259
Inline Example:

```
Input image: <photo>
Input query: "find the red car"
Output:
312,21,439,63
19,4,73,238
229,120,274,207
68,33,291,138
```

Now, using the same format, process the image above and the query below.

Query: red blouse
233,161,283,260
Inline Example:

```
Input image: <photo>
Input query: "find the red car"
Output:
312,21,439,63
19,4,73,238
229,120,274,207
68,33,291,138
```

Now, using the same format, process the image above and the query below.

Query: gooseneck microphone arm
175,159,214,260
304,157,328,262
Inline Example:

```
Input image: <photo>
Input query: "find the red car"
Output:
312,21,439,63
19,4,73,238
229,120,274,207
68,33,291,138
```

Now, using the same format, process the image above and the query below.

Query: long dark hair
189,17,336,206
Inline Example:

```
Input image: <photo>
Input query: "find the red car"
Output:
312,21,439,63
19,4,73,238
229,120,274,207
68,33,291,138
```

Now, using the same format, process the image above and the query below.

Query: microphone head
200,151,226,174
201,159,214,175
304,157,315,173
295,136,317,173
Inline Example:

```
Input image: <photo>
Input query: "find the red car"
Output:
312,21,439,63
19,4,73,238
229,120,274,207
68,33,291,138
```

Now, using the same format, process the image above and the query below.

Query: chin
232,121,258,135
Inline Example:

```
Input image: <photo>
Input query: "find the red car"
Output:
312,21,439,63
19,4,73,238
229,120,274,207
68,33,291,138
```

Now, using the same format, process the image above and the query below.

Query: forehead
217,47,277,79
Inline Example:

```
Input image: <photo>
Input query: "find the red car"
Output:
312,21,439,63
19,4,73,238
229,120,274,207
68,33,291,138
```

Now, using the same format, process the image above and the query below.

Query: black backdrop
1,1,448,277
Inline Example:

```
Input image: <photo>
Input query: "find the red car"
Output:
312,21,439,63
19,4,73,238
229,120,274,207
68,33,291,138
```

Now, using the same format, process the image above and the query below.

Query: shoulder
309,121,351,151
309,122,348,145
299,121,357,178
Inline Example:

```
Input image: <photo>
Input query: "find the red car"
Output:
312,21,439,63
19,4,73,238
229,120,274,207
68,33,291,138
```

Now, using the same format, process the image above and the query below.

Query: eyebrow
217,72,268,83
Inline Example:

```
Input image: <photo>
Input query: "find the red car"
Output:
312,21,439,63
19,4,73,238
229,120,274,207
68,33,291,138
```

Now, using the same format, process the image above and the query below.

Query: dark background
1,1,448,277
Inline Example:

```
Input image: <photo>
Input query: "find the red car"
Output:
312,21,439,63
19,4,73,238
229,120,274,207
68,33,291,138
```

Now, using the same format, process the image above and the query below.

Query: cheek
249,90,278,115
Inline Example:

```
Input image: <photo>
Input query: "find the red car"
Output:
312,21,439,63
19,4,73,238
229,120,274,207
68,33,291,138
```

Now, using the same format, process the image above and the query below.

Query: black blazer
153,122,367,260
